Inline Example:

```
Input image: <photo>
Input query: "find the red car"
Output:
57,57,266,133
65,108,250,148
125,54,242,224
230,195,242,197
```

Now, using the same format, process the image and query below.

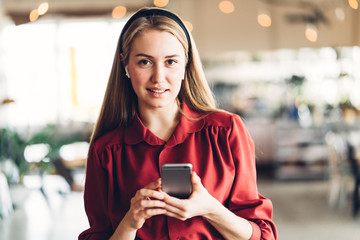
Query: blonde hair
90,7,217,144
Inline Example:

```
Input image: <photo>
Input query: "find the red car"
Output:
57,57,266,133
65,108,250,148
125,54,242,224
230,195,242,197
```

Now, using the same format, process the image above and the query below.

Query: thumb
191,172,202,191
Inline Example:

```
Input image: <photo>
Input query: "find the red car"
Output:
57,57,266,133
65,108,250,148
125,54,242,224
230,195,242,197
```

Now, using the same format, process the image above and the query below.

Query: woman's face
127,29,186,113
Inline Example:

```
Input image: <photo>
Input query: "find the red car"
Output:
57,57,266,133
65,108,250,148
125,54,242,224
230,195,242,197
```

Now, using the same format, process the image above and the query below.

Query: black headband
119,8,192,58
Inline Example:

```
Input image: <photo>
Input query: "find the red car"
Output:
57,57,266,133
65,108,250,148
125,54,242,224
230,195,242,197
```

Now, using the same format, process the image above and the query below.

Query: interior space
1,0,360,239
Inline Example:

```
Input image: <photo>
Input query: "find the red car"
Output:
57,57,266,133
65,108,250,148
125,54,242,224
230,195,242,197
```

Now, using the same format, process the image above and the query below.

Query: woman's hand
162,173,252,240
122,179,167,230
162,172,217,221
111,179,167,240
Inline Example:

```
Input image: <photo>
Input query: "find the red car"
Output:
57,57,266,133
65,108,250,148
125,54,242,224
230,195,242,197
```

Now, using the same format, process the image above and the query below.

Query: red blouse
79,104,277,240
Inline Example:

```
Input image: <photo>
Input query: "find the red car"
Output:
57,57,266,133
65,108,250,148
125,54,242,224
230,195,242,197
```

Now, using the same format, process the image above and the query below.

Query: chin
145,99,177,110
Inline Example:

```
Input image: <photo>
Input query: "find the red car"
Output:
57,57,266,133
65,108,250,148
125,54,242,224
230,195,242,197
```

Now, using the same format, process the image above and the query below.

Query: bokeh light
29,9,39,22
112,6,127,19
257,13,272,27
305,24,318,42
154,0,169,8
184,21,193,32
38,2,49,16
348,0,359,9
219,1,235,14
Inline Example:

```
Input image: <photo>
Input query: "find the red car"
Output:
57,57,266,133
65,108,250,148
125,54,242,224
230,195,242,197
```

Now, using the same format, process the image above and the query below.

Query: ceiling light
154,0,169,8
184,21,193,32
112,6,127,19
257,11,271,27
29,9,39,22
38,2,49,16
348,0,359,9
334,7,345,21
219,1,235,14
305,24,318,42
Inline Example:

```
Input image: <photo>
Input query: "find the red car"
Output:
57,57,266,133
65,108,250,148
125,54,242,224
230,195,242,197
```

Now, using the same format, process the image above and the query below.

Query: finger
191,171,201,185
163,192,187,211
144,178,162,190
137,188,164,200
164,201,183,213
138,198,166,209
192,171,201,182
164,210,187,221
163,192,181,204
130,207,166,227
163,201,191,221
190,172,205,194
130,199,166,224
144,208,167,217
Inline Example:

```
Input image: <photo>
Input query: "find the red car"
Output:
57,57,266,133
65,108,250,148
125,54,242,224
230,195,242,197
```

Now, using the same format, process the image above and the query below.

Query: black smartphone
161,163,192,199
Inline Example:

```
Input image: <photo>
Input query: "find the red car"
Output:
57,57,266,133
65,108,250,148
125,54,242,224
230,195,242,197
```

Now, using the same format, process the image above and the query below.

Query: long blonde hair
90,7,217,144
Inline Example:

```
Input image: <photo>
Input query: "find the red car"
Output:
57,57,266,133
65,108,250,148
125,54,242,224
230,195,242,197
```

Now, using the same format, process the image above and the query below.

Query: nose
151,64,166,83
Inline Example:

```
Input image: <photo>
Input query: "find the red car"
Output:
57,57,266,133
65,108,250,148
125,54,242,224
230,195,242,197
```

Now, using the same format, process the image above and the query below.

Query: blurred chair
57,141,88,191
0,171,13,219
325,131,352,209
24,143,51,198
24,142,87,194
347,142,360,217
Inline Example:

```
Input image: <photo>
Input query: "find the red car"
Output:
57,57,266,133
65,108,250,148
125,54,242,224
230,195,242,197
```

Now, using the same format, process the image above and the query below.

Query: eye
138,59,151,66
166,59,177,65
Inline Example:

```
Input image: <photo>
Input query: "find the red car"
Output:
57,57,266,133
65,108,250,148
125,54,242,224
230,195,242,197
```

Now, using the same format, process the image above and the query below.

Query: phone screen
161,163,192,199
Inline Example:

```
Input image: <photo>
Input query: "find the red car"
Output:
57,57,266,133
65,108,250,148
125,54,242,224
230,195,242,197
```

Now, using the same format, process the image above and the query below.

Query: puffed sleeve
227,114,277,240
78,143,113,240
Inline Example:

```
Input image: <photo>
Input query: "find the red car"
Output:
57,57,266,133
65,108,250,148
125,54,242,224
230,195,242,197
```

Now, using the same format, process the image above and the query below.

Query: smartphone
161,163,192,199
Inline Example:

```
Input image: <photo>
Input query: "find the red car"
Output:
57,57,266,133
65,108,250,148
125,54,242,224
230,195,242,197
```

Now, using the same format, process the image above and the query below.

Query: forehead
130,29,185,57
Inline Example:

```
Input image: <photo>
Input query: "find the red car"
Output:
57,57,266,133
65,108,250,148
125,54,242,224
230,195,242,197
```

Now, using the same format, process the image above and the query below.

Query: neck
138,102,181,141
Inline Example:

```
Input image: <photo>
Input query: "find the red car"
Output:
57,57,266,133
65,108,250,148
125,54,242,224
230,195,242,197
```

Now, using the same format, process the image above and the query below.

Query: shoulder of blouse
202,110,242,129
90,127,125,154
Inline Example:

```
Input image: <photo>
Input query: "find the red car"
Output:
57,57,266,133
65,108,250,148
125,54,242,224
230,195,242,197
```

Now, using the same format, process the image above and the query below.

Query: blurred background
0,0,360,239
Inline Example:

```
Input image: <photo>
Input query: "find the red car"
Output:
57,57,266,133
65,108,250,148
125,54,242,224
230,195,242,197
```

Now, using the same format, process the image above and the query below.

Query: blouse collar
124,102,205,147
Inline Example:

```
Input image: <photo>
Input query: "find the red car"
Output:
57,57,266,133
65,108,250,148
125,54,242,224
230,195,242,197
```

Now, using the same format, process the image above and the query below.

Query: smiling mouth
147,89,168,93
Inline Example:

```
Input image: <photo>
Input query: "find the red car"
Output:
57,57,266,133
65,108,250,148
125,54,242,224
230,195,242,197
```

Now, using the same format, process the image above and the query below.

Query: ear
125,66,130,78
120,53,130,78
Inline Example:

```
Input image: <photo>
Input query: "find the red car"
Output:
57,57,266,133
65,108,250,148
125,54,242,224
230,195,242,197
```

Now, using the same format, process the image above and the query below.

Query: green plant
0,128,28,183
27,124,88,159
0,124,90,184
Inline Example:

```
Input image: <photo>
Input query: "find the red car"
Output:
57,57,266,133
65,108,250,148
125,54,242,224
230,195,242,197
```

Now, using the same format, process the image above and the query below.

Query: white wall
1,0,359,56
168,0,360,57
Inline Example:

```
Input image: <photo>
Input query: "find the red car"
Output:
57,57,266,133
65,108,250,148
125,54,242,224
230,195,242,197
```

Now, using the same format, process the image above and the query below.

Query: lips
147,88,168,94
149,89,166,93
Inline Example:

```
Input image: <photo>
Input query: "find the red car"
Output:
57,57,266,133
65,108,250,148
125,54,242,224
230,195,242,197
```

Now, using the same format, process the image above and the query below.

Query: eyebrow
135,53,181,59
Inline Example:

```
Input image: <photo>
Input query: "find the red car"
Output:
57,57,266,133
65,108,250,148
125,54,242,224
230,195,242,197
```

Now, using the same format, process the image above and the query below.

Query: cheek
170,67,185,80
172,78,183,94
169,69,185,90
130,72,147,88
130,78,144,96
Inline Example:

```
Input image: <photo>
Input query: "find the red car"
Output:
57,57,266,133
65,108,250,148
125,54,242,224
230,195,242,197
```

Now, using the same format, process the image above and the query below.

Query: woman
79,7,277,240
